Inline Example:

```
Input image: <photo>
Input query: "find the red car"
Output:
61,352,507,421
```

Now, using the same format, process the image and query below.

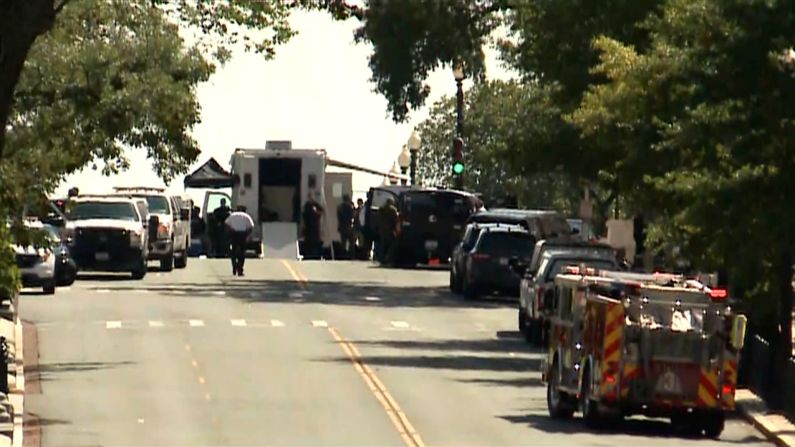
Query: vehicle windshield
477,232,534,257
145,196,170,214
403,192,475,219
70,201,138,221
545,258,616,281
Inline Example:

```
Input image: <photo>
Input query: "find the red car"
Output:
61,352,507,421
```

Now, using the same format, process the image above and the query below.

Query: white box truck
201,142,358,259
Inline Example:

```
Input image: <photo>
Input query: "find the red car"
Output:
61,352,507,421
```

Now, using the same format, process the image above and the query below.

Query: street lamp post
407,130,421,186
452,65,465,190
397,144,411,186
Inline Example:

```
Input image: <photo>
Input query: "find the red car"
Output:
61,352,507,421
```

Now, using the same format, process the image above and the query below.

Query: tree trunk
0,0,55,158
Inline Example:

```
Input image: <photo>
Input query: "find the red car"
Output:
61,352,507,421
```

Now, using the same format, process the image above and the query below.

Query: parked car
450,222,523,293
111,188,191,271
460,226,534,298
13,220,56,294
518,247,618,346
42,224,77,287
64,195,151,279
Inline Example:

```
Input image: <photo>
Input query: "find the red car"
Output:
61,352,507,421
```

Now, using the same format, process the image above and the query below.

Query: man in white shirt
225,206,255,276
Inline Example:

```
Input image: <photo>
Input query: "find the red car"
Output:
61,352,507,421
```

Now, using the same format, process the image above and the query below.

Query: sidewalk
737,389,795,447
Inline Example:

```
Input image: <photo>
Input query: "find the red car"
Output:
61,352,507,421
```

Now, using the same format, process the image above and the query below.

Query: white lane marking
138,290,150,294
390,321,410,329
312,320,328,328
364,296,381,302
137,418,145,424
199,255,207,259
189,319,205,327
106,321,122,329
231,319,247,327
148,321,164,328
212,291,226,296
59,287,71,291
95,289,111,294
270,320,285,328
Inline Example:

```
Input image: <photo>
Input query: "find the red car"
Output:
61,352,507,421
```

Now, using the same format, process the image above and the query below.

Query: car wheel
174,248,187,269
42,281,56,295
160,251,174,272
131,260,147,280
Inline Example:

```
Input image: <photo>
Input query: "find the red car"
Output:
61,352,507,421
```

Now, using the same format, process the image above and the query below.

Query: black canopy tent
183,158,236,189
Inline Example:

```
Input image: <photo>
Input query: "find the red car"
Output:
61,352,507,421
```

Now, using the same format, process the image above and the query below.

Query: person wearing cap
225,205,254,276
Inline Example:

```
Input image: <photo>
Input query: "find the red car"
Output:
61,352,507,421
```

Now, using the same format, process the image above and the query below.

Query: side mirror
730,314,747,350
180,209,190,220
148,215,159,240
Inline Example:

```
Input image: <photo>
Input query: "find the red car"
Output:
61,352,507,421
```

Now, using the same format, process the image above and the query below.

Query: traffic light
452,137,465,176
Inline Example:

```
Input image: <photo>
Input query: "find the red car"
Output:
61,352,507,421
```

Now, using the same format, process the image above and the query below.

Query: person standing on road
353,198,369,260
302,193,324,259
212,198,231,258
225,206,254,276
337,194,355,259
377,198,399,266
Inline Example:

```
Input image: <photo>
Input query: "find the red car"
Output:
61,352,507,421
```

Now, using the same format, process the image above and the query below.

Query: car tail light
537,286,545,309
722,383,735,396
471,253,490,261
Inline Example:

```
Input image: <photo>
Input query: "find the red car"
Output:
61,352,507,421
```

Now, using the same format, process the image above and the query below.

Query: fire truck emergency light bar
563,266,729,301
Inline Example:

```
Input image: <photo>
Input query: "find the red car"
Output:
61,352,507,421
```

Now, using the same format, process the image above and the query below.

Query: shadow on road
500,413,766,443
94,278,517,309
26,361,134,383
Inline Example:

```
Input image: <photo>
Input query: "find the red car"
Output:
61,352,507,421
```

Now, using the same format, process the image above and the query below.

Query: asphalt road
20,258,772,446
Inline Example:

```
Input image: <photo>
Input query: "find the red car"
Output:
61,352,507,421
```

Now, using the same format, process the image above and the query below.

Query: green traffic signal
452,162,465,175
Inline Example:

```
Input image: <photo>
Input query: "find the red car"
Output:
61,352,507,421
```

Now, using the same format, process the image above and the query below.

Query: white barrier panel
261,222,300,260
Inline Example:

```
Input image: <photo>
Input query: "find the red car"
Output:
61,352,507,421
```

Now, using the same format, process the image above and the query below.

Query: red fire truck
541,267,747,437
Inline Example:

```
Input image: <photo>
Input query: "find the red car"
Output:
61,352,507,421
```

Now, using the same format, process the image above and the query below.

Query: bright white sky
55,10,514,203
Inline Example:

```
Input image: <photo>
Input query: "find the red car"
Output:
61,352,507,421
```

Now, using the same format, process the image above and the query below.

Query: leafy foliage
415,80,580,212
0,0,297,296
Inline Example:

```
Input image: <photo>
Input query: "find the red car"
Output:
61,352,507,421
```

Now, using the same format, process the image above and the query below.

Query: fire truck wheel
547,358,574,419
701,411,725,438
581,366,604,428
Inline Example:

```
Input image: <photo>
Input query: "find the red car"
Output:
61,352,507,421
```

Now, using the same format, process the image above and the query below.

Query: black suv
460,226,534,298
395,189,481,266
64,196,151,279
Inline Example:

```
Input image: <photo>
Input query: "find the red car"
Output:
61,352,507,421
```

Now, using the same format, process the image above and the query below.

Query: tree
570,0,795,356
415,80,580,212
0,0,295,158
0,0,298,296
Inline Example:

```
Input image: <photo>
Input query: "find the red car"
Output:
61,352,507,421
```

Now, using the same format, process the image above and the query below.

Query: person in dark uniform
302,193,324,259
337,194,355,259
376,198,399,266
212,198,231,258
353,198,369,260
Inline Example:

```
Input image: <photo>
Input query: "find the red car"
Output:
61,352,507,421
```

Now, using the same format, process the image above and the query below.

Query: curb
736,389,795,447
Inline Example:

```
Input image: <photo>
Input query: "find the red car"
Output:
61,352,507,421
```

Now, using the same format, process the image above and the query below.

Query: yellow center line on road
327,327,426,447
281,260,308,290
